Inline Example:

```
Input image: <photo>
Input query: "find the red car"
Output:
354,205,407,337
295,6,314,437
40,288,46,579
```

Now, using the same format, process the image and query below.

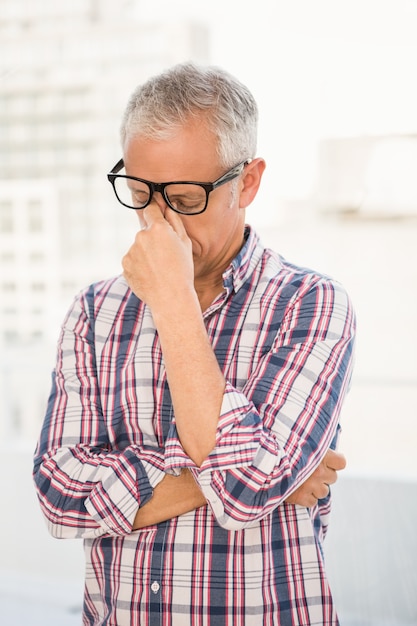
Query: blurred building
314,133,417,219
0,1,209,296
0,0,209,440
0,180,60,343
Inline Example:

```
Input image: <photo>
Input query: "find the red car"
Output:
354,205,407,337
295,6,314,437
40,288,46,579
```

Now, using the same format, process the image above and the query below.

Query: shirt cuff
164,381,261,474
85,446,165,535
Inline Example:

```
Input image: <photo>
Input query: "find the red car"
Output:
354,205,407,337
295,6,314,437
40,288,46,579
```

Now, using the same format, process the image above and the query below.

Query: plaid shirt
33,226,355,625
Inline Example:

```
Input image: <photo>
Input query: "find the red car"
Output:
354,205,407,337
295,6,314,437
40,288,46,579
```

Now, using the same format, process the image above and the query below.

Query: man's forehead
123,130,221,179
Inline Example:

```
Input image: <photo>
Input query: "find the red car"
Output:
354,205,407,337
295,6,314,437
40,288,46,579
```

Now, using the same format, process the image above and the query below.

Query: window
28,201,43,232
29,251,44,263
0,202,13,232
31,282,46,292
1,251,15,263
2,282,16,292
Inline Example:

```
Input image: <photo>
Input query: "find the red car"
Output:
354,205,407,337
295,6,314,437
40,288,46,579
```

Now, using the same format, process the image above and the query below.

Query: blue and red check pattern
33,227,355,625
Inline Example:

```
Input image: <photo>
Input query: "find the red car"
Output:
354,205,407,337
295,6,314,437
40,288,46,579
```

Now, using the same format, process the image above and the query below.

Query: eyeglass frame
107,158,251,215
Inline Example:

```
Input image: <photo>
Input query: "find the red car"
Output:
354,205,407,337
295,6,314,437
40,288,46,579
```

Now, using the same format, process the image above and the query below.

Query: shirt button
151,581,160,594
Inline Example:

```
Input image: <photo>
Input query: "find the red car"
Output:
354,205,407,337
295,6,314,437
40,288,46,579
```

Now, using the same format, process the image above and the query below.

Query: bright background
1,1,416,625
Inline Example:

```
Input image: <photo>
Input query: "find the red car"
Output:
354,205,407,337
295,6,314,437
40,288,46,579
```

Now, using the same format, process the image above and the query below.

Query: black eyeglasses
107,159,250,215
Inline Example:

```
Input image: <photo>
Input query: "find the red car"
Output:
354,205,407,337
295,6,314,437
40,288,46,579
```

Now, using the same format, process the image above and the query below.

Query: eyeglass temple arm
215,159,252,186
110,158,124,175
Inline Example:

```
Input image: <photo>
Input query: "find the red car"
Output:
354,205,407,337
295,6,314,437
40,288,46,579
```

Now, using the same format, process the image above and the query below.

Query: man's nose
143,191,169,217
138,194,169,227
149,190,169,214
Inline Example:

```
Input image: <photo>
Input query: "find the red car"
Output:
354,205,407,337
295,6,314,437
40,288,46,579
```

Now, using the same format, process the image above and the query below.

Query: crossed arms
133,449,347,529
33,275,354,537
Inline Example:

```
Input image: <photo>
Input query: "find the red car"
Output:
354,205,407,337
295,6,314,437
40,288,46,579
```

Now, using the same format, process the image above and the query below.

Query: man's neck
195,277,225,312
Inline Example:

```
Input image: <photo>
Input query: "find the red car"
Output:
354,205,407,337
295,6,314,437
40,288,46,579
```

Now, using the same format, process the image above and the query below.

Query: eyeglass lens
114,177,207,214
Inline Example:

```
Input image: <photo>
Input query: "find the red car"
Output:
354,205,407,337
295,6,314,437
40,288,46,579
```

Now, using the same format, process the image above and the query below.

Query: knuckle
318,461,327,477
339,454,347,470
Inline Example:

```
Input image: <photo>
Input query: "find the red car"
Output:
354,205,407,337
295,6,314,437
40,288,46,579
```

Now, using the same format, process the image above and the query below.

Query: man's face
122,119,247,284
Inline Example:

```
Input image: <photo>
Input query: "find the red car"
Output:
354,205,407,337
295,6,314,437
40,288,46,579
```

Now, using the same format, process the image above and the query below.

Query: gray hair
120,62,258,167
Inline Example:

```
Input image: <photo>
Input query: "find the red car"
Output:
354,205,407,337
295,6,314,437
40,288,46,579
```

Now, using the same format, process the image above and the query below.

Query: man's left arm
132,449,347,529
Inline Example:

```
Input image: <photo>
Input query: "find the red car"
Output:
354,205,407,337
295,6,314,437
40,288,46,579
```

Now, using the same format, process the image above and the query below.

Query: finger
285,491,318,508
122,253,138,288
121,247,134,274
313,483,331,500
164,207,189,239
142,203,167,226
305,493,319,507
324,449,347,471
324,467,338,486
142,205,188,244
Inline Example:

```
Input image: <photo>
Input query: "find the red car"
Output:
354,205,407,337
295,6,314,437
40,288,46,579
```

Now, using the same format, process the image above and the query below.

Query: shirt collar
222,225,264,294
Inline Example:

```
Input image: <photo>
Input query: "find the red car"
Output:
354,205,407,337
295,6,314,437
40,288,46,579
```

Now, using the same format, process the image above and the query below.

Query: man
33,63,355,625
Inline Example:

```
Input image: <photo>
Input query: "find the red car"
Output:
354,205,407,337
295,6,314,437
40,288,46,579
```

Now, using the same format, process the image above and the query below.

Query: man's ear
239,158,266,209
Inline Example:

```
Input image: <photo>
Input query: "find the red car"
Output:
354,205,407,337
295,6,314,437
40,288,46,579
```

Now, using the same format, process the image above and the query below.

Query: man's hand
285,449,346,507
133,470,207,530
122,204,194,311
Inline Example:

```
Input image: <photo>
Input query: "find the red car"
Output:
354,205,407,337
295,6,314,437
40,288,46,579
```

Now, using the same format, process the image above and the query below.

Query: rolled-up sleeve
33,289,165,539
